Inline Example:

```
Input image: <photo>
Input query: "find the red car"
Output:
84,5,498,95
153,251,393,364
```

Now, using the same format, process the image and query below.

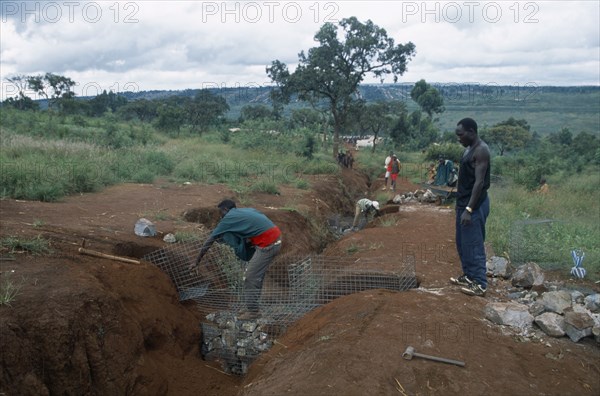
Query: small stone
592,326,600,343
512,262,545,288
529,302,546,317
570,290,585,305
508,291,525,300
486,256,512,279
163,233,177,243
584,294,600,313
241,322,258,332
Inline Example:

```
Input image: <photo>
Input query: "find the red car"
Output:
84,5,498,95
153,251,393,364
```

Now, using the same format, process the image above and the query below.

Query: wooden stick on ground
78,247,141,265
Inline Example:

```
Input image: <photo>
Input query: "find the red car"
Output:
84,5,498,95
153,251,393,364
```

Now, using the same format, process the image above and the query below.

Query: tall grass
0,132,175,201
487,170,600,279
0,110,339,201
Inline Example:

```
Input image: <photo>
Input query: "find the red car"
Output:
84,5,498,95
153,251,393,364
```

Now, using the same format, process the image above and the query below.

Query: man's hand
188,255,203,275
188,262,199,276
460,210,472,226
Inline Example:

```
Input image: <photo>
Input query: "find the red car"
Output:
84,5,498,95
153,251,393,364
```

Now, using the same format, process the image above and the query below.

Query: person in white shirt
352,198,380,230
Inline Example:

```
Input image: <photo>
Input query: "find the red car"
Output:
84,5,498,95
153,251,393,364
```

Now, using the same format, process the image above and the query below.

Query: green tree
389,107,438,150
26,73,76,111
186,90,229,133
240,104,273,122
483,119,532,156
87,90,128,117
350,100,399,152
155,104,185,136
410,79,444,118
548,127,573,146
118,99,158,122
289,108,322,129
267,17,415,157
3,75,39,110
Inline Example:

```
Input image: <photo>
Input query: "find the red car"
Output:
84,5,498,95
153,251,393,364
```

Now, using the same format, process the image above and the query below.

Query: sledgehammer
402,346,465,367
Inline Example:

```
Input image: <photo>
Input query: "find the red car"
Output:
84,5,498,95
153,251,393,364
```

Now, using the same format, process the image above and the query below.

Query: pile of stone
201,311,273,375
393,189,437,204
484,258,600,343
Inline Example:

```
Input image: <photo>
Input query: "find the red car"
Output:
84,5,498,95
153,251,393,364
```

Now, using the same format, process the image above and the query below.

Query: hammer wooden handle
412,351,465,367
78,247,141,265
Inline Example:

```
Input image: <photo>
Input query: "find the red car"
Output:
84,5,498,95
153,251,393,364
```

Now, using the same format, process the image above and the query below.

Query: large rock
584,294,600,313
563,311,594,342
511,262,545,288
540,290,573,314
534,312,566,337
486,256,512,279
484,302,534,329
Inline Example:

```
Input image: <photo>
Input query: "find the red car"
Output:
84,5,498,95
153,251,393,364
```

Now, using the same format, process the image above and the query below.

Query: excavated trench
132,171,419,375
59,167,417,378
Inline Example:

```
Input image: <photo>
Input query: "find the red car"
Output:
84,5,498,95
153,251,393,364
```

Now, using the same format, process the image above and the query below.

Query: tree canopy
267,17,415,157
483,118,532,156
27,73,76,110
410,79,445,118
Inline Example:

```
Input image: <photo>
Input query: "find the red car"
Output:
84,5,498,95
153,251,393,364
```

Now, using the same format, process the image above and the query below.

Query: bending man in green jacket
190,199,282,319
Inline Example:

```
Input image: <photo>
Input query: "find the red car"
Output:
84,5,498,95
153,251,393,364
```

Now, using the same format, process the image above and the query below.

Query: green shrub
1,235,51,255
424,142,464,163
249,180,280,195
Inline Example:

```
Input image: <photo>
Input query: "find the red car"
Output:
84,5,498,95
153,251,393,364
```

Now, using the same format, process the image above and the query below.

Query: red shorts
249,226,281,248
391,174,398,181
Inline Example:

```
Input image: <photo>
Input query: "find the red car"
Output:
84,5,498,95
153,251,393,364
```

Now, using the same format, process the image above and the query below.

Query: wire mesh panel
143,235,245,309
144,240,418,375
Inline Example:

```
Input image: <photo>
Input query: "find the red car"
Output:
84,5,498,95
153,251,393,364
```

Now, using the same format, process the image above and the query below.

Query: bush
424,142,464,163
249,180,280,195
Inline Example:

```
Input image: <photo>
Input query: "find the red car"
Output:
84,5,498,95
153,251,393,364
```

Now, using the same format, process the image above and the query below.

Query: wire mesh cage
143,235,418,375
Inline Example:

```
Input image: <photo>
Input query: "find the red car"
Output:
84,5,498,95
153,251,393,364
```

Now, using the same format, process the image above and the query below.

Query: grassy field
1,108,598,279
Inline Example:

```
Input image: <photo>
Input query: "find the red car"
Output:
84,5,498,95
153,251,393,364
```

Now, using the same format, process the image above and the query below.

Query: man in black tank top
449,118,491,297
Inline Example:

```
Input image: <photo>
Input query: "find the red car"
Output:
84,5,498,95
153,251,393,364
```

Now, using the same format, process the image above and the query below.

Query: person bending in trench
189,199,281,320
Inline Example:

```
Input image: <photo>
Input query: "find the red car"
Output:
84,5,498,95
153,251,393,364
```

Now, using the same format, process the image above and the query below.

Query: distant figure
352,198,380,230
538,177,549,194
345,150,354,169
389,154,402,192
382,151,393,190
449,117,491,298
426,162,436,184
434,158,458,187
189,199,282,320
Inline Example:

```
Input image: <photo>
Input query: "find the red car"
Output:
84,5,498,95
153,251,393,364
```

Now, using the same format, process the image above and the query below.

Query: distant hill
67,84,596,135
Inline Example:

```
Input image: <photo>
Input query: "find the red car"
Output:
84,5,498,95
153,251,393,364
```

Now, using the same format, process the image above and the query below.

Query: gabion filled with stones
145,235,418,375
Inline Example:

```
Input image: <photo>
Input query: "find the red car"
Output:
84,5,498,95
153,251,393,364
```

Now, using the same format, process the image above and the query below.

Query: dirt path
1,169,599,395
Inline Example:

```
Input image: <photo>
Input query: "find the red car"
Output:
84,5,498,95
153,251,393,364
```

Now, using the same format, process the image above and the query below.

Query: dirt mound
242,288,600,395
0,254,241,395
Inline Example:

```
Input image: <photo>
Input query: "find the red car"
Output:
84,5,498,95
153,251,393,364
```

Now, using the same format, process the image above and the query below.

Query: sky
1,1,599,100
